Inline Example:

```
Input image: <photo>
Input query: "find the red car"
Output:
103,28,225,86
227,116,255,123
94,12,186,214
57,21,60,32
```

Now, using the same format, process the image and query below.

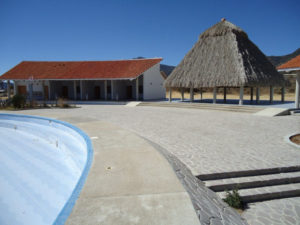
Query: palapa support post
239,86,244,105
169,88,172,102
269,86,274,104
223,87,227,103
281,86,285,103
256,87,260,104
250,87,254,103
296,73,300,108
13,80,17,95
181,88,184,101
200,88,203,101
213,87,217,104
190,87,194,102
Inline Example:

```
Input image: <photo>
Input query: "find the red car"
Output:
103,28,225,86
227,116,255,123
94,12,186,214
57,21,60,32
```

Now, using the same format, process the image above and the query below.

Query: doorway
44,86,49,100
18,86,27,96
62,86,68,98
126,86,132,99
94,86,101,99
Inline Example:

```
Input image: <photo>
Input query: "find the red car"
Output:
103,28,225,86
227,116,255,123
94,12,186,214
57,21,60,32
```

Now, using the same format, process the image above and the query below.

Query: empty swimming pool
0,114,93,225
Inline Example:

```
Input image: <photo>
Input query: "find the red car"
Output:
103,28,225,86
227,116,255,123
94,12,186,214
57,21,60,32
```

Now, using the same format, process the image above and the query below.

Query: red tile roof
277,55,300,70
0,58,162,80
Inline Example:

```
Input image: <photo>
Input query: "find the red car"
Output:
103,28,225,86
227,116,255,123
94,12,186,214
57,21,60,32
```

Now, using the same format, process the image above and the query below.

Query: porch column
7,80,11,99
136,78,139,100
190,87,194,102
256,87,260,104
13,80,17,95
296,73,300,108
181,88,184,101
104,80,107,100
111,80,114,100
239,86,244,105
281,87,285,103
223,87,227,103
73,81,76,100
250,87,254,103
213,87,217,104
269,86,274,104
80,80,83,100
48,81,51,100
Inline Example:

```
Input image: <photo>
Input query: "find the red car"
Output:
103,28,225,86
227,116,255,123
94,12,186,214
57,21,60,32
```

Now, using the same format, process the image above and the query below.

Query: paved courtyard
3,104,300,224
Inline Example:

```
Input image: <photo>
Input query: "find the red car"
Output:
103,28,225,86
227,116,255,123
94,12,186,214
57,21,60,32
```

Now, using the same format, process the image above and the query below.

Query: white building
1,58,166,101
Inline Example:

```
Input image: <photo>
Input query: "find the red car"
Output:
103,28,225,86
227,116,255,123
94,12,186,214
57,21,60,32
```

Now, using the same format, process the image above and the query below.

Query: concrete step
138,102,263,113
205,171,300,192
197,165,300,180
217,183,300,203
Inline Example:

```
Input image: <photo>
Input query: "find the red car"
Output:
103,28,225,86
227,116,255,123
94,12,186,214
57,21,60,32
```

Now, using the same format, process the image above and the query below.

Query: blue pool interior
0,114,93,225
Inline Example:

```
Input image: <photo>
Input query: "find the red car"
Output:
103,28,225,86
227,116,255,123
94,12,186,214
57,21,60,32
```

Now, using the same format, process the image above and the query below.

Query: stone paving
243,197,300,225
3,104,300,224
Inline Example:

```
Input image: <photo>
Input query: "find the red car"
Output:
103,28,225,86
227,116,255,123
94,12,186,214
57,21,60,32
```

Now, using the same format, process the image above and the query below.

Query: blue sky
1,0,299,75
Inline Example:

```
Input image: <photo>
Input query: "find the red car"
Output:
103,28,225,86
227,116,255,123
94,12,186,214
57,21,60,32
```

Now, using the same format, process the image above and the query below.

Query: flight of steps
197,166,300,203
138,102,263,113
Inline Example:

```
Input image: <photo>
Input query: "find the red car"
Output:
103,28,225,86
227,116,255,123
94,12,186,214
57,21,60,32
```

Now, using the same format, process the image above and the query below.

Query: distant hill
268,48,300,67
160,64,175,76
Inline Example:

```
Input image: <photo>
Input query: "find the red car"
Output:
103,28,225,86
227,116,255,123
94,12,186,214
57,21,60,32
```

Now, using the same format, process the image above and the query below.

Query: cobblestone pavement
5,105,300,224
242,198,300,225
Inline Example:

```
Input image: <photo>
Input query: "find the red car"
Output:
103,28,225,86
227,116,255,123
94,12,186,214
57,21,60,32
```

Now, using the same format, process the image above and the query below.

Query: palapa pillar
181,88,184,101
250,87,254,103
269,86,274,104
296,73,300,108
200,88,203,101
190,87,194,102
213,87,217,104
169,88,172,102
223,87,227,103
256,87,260,104
281,87,285,103
73,81,76,100
239,86,244,105
136,78,139,100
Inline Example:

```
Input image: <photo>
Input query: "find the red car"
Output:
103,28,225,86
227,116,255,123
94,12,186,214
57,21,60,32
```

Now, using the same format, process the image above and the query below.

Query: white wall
143,63,166,100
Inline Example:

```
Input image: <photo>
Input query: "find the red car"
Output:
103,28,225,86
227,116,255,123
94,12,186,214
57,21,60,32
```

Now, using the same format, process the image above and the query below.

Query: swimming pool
0,114,93,225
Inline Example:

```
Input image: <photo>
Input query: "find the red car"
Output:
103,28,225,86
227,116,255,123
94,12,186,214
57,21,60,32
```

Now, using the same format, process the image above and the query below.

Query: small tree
224,189,244,209
11,94,26,109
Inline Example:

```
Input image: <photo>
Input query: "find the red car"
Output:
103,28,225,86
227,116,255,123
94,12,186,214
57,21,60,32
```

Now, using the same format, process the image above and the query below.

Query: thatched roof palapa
165,19,285,88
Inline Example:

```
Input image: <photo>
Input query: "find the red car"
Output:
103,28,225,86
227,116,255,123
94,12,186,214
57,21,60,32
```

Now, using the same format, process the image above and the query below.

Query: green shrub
11,94,26,109
223,189,244,209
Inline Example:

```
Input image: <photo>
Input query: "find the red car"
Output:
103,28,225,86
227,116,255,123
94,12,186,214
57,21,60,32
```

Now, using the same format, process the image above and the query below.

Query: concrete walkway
63,120,199,225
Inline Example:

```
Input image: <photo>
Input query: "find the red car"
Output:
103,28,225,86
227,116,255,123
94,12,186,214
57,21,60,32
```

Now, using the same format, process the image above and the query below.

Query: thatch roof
165,19,285,88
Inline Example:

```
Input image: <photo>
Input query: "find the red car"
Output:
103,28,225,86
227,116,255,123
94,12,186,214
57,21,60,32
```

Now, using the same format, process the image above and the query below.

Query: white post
181,88,184,101
73,81,76,100
136,78,139,100
190,87,194,102
281,86,285,103
104,80,107,100
269,86,274,104
169,88,172,102
213,87,217,104
239,86,244,105
256,87,260,104
13,80,17,95
295,73,300,108
111,80,114,100
7,80,11,99
80,80,83,100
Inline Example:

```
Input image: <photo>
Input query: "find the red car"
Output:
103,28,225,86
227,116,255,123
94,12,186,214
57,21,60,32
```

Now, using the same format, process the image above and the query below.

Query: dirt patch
290,134,300,145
